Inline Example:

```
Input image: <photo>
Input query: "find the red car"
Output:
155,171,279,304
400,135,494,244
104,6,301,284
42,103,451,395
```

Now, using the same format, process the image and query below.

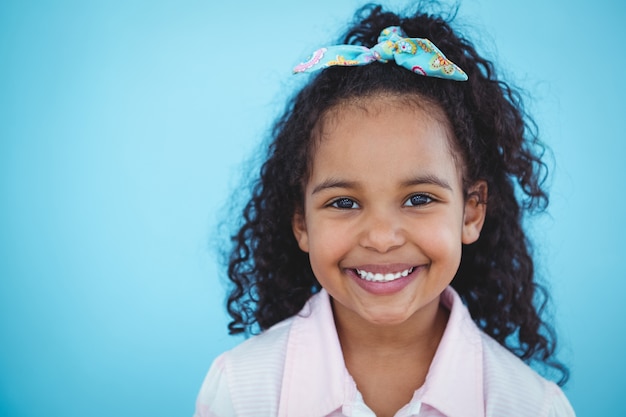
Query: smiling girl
194,5,574,417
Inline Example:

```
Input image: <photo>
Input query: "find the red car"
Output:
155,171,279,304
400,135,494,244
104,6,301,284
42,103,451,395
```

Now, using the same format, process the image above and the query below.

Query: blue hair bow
294,26,467,81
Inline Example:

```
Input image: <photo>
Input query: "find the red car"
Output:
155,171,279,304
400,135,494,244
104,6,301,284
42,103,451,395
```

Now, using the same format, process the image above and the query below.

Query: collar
413,287,485,417
278,287,485,417
278,288,346,417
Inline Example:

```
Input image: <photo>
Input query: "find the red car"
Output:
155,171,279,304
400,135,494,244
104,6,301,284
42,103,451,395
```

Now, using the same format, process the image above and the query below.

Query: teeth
355,267,414,282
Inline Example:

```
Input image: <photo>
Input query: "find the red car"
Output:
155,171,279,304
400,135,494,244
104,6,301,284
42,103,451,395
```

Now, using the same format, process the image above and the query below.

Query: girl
195,4,575,417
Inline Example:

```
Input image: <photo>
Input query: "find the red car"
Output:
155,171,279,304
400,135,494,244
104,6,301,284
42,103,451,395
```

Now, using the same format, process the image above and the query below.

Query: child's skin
292,94,487,416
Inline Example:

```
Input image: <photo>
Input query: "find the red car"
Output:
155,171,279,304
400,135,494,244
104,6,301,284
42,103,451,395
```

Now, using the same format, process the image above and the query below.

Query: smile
355,267,415,283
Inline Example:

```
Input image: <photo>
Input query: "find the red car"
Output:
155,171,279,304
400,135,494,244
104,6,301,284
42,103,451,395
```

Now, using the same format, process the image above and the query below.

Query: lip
346,264,422,295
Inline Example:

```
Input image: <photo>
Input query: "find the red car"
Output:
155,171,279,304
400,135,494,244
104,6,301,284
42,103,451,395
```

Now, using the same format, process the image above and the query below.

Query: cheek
418,215,463,263
305,224,354,273
306,245,338,288
307,231,346,263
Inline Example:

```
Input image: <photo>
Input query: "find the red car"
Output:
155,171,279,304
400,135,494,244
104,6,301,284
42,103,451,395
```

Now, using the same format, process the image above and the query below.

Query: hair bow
293,26,467,81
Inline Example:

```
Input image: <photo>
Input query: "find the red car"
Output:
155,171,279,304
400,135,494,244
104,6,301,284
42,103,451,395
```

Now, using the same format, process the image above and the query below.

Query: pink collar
278,287,485,417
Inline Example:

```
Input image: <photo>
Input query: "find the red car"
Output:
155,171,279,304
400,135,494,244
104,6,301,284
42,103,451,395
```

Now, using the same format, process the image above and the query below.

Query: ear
462,181,488,245
292,209,310,253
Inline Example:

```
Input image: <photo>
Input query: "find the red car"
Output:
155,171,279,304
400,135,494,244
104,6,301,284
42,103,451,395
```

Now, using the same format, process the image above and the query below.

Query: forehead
316,93,455,147
313,94,460,162
307,94,464,189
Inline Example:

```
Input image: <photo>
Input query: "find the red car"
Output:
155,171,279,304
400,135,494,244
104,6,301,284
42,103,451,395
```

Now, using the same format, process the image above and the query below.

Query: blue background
1,0,624,415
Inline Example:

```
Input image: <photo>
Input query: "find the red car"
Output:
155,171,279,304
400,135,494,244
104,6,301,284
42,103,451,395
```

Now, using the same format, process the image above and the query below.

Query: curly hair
224,3,569,385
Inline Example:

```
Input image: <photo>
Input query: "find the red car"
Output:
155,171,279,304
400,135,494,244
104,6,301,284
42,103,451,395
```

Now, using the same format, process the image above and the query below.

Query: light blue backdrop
1,0,624,416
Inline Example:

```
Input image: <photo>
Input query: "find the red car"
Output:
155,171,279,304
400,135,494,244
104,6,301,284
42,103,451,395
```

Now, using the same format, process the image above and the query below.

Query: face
292,95,487,328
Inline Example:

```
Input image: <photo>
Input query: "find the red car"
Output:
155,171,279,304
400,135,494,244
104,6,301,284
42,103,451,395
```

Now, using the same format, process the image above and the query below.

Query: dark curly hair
223,3,569,385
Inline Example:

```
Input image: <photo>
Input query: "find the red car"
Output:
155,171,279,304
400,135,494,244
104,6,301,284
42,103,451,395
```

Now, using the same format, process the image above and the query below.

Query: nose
358,208,406,253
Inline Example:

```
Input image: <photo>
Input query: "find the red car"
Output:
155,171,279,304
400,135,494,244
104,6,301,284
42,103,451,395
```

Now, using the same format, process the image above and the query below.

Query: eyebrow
402,174,453,191
311,174,453,195
311,178,358,195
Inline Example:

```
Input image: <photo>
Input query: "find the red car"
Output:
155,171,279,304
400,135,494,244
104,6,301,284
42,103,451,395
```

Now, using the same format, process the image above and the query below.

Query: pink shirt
194,287,575,417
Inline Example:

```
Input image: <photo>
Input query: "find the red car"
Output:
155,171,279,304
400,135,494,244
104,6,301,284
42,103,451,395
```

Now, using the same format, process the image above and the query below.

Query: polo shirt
194,287,575,416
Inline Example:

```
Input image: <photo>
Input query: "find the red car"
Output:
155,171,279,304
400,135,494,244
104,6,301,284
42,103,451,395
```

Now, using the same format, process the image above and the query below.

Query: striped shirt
194,287,575,417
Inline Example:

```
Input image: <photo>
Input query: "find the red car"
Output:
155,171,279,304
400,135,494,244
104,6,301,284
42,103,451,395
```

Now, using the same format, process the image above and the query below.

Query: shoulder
480,333,575,417
224,315,294,375
194,291,332,417
441,287,575,416
194,317,294,417
435,287,575,417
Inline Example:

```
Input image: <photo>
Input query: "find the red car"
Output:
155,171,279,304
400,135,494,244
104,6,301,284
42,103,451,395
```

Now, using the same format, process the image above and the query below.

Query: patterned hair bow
294,26,467,81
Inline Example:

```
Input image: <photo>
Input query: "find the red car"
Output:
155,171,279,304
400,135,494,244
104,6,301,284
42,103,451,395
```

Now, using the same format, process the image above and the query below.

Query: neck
332,295,450,416
333,296,449,358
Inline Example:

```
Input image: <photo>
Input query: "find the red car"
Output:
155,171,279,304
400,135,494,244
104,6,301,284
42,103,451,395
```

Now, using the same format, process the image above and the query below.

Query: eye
330,197,360,209
404,193,433,207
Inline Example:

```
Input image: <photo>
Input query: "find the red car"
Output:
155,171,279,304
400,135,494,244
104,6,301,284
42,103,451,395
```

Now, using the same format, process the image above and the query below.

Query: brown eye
331,198,359,209
405,194,433,207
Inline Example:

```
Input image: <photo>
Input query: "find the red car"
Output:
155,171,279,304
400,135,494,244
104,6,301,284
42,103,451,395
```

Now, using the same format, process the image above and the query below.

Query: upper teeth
355,267,414,282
